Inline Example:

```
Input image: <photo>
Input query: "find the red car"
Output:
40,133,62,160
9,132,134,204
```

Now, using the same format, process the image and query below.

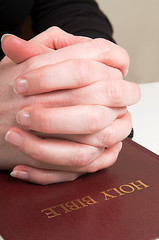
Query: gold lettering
41,207,60,218
41,180,150,219
100,191,117,200
65,201,82,211
129,180,150,190
53,204,71,214
75,199,88,208
119,184,135,193
107,187,125,196
82,195,98,205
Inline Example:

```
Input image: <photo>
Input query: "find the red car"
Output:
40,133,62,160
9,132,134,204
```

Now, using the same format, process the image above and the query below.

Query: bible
0,138,159,240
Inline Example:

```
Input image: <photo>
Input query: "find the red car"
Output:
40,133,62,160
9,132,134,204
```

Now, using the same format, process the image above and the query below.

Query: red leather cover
0,138,159,240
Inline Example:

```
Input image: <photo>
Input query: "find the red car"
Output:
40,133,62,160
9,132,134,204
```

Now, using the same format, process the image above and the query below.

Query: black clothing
0,0,114,60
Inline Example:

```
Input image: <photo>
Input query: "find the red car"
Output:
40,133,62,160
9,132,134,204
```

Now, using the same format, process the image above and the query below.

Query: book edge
124,138,159,161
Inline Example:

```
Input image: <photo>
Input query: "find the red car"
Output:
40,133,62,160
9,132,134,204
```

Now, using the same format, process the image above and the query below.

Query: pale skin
0,27,140,185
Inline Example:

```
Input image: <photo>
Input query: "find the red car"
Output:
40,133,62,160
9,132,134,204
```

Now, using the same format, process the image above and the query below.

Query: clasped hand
0,27,140,184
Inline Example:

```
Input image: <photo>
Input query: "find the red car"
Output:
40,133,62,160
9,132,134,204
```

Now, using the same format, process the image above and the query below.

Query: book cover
0,138,159,240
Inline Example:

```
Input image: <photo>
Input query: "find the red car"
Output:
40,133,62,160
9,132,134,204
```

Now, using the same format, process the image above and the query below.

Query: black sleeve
31,0,115,42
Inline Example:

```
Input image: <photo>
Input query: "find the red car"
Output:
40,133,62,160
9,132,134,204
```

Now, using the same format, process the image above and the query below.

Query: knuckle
71,147,92,168
109,80,124,104
28,144,42,160
87,147,119,173
98,128,115,147
73,59,91,86
47,26,60,34
97,81,108,102
104,128,115,147
87,106,106,133
93,38,112,55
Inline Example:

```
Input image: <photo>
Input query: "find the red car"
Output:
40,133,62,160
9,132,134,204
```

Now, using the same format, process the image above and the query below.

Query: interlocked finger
8,141,122,185
5,127,104,169
11,165,83,185
51,111,132,147
20,38,130,77
14,60,123,95
16,105,126,134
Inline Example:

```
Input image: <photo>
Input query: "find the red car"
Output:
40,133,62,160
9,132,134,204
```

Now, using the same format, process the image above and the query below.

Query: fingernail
119,142,123,152
124,68,129,77
1,33,12,42
118,142,123,152
14,79,28,94
16,110,30,127
10,171,29,181
5,131,22,147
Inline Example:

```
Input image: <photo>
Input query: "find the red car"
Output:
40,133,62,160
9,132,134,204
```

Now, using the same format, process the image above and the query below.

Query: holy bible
0,138,159,240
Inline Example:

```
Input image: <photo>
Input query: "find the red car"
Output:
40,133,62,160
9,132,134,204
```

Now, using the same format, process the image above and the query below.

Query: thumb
1,27,91,64
1,34,50,64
